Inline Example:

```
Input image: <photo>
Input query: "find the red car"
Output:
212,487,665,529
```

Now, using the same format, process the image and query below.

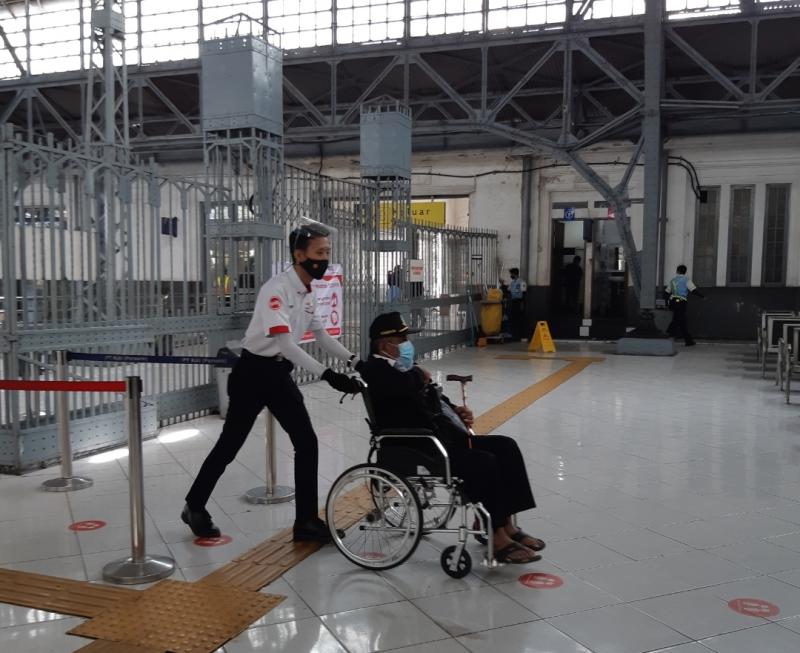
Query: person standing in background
508,267,527,340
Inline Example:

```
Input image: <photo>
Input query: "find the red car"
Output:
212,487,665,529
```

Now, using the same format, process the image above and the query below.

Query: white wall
661,132,800,287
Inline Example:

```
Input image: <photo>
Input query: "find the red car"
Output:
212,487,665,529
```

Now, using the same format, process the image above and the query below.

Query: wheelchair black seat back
325,384,496,578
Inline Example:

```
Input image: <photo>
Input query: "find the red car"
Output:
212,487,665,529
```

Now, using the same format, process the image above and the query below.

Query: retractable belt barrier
66,349,296,505
0,368,176,585
66,351,235,367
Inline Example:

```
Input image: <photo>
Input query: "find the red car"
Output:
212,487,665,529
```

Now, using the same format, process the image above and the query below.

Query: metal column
640,0,665,313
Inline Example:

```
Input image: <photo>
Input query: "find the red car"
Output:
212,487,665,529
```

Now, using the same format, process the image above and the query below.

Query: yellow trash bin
480,288,503,337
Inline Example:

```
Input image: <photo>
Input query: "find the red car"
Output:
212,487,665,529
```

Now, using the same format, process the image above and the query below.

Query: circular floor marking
68,520,106,531
519,572,563,589
193,534,233,547
728,597,780,618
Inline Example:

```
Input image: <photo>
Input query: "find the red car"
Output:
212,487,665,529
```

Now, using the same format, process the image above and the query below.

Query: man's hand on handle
322,368,363,395
454,406,474,427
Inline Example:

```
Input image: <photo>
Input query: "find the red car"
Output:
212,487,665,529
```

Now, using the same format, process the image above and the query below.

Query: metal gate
0,124,498,472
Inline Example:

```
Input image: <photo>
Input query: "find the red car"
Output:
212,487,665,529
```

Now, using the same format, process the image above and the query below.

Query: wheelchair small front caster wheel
441,545,472,578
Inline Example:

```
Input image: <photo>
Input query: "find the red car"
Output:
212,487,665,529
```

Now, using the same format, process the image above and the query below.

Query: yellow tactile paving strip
1,354,600,653
0,568,136,618
69,580,283,653
76,640,164,653
200,484,373,592
473,355,604,434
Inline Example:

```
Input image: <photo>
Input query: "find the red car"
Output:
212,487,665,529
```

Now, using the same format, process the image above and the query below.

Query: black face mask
300,257,329,280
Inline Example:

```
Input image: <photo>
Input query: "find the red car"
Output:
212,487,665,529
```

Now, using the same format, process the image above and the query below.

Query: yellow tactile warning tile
473,357,603,434
200,484,373,591
0,568,136,618
76,640,164,653
69,580,284,653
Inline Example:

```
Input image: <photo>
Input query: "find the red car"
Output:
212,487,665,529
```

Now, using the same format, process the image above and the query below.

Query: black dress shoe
293,517,343,543
181,504,221,538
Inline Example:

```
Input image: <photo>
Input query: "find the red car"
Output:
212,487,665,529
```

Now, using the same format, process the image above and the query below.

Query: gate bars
1,124,498,472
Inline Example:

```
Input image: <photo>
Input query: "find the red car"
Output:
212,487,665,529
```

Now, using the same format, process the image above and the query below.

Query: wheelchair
325,386,497,578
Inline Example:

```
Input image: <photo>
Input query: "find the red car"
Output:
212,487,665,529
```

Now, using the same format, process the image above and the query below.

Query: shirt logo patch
268,296,282,310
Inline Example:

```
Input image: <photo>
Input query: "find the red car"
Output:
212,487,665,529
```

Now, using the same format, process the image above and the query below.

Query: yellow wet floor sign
528,321,556,353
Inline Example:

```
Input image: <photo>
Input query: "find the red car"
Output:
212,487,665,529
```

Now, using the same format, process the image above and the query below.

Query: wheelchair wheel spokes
418,481,456,531
326,464,423,571
370,476,409,528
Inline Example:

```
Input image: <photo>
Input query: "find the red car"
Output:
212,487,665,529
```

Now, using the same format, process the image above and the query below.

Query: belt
241,349,285,362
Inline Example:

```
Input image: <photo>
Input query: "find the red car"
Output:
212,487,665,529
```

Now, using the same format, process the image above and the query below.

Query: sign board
408,259,424,282
271,262,343,343
528,321,556,353
302,263,343,343
381,201,446,229
563,207,576,221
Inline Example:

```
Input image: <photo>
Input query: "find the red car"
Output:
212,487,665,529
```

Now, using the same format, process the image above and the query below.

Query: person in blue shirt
665,264,705,347
508,267,527,340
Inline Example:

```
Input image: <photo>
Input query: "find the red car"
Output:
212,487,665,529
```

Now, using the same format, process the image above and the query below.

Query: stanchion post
41,350,93,492
245,410,295,504
103,376,175,585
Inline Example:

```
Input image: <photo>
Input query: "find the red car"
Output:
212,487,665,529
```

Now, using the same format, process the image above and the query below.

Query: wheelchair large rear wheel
372,477,455,532
326,464,423,571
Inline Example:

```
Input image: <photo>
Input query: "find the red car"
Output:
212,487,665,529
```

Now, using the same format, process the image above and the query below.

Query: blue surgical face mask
395,340,415,372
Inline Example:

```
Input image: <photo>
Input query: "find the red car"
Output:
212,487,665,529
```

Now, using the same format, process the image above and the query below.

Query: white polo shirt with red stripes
242,266,322,357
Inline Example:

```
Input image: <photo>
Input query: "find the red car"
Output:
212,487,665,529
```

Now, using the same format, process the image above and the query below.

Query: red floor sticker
728,598,780,618
193,534,232,547
519,572,563,589
68,520,106,531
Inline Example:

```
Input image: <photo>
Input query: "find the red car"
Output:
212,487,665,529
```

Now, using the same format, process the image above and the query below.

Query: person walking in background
563,256,583,312
665,264,704,347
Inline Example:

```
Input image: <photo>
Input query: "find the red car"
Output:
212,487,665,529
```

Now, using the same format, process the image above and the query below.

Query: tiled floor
4,342,800,652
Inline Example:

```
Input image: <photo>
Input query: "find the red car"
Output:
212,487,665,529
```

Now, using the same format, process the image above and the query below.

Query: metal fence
0,124,497,472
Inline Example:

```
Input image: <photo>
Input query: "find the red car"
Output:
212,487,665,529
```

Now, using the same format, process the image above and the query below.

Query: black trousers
185,349,320,521
667,299,694,345
509,299,525,339
448,435,536,530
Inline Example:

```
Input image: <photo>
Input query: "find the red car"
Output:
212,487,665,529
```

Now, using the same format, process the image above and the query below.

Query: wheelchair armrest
374,427,436,437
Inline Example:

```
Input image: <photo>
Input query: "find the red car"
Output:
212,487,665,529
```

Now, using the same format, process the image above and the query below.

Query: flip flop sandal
510,529,546,551
494,541,542,564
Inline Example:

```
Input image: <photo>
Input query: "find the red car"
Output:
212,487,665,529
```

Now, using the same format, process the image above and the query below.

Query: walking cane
446,374,475,445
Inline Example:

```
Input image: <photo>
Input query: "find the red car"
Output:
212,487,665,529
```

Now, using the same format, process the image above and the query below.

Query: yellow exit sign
380,201,446,228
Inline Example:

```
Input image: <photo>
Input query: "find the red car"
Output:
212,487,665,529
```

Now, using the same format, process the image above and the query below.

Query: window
693,187,719,286
337,0,404,45
762,184,791,286
269,0,334,49
410,0,483,38
727,185,754,285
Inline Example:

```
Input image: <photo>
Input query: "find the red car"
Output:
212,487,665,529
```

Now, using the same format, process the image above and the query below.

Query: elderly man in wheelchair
325,312,544,577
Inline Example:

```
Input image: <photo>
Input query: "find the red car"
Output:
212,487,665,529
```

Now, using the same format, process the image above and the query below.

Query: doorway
551,219,588,316
550,219,628,337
